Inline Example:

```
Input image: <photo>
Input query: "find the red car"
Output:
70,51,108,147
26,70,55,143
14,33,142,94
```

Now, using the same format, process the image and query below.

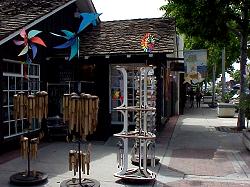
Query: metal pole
212,63,216,107
222,47,226,100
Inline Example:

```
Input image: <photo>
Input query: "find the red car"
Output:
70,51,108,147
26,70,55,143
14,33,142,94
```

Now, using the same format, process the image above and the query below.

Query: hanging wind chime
10,29,48,186
52,12,102,187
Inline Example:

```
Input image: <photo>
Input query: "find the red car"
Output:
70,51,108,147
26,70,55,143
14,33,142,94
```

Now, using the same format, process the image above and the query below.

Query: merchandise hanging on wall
51,13,101,61
60,93,100,187
113,66,156,183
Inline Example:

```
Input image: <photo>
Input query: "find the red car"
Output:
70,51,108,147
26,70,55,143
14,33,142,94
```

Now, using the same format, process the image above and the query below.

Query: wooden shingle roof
0,0,76,44
79,18,176,56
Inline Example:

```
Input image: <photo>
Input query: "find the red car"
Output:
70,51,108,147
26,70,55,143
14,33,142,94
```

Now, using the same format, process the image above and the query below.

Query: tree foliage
230,69,241,83
161,0,249,129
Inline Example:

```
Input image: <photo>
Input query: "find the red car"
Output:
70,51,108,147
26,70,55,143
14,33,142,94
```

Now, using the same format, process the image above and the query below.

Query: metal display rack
113,66,156,183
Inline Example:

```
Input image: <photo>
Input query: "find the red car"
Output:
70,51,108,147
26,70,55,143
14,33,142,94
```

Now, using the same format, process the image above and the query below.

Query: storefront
0,1,182,142
77,17,181,136
0,0,97,142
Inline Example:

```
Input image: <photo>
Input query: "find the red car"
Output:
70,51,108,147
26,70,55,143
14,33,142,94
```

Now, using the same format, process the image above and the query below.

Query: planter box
203,96,212,104
203,95,217,104
217,103,235,117
243,129,250,151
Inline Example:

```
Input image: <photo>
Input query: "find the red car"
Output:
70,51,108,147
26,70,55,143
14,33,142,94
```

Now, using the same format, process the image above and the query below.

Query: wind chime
131,67,159,166
61,93,100,187
50,12,101,187
10,29,48,186
11,91,48,185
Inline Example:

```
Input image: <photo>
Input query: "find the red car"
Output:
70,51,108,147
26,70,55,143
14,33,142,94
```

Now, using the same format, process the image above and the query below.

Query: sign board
183,49,207,84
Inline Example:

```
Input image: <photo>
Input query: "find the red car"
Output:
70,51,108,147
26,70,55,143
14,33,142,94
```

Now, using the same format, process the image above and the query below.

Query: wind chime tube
80,93,86,138
19,92,25,120
81,153,86,174
84,94,90,136
20,136,28,159
88,96,93,135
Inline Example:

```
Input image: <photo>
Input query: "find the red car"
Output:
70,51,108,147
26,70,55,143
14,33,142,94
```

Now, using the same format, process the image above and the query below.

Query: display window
2,60,40,139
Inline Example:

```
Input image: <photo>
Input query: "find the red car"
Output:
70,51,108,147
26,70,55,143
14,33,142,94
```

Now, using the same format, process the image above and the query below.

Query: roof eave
0,0,77,46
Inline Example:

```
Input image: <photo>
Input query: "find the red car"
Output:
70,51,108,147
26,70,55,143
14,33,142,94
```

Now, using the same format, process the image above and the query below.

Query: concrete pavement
1,103,250,186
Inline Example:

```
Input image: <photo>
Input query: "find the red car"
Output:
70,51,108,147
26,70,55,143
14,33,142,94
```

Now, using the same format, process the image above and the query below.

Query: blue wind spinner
51,13,101,61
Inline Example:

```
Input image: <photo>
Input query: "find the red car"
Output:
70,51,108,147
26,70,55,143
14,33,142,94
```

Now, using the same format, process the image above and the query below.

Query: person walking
189,89,194,108
195,90,202,108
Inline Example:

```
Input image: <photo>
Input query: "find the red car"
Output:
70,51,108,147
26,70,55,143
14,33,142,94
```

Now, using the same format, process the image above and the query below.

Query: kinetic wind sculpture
13,29,47,63
51,13,101,61
141,33,156,53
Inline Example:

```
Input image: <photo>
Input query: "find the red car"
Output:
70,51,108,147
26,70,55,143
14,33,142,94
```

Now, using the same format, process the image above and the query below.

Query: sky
92,0,166,21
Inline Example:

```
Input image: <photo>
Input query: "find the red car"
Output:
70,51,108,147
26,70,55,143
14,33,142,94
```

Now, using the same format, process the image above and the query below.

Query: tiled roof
0,0,75,43
79,18,176,56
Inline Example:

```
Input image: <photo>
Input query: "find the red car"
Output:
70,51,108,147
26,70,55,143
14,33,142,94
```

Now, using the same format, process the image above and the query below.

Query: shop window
3,76,8,90
110,64,138,125
10,121,16,135
3,92,8,106
3,122,9,137
2,61,40,139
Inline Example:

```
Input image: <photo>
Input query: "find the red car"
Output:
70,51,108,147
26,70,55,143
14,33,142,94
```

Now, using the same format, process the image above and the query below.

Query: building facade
0,0,183,142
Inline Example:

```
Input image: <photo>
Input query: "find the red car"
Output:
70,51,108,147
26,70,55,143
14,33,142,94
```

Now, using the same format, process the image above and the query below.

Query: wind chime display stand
131,68,160,167
10,91,48,186
60,93,100,187
113,66,156,183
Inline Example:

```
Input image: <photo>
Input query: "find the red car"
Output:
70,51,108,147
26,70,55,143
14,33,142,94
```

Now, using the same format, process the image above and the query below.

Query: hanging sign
183,49,207,84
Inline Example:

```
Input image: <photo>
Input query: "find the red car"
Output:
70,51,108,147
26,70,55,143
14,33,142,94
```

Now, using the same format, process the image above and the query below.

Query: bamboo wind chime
68,144,91,176
13,91,48,126
62,93,99,180
63,93,99,140
13,91,48,161
20,136,39,160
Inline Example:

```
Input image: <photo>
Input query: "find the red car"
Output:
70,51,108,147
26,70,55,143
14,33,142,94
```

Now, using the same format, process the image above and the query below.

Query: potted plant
217,92,236,117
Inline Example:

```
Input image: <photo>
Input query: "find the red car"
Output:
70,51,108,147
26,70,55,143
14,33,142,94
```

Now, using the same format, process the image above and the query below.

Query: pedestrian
189,89,194,108
196,90,202,108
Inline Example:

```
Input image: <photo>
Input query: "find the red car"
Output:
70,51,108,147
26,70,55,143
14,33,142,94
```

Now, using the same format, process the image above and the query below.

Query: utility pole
222,47,226,100
212,63,216,107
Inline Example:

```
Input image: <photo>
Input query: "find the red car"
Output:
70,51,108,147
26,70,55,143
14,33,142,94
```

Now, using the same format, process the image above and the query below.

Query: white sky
92,0,166,21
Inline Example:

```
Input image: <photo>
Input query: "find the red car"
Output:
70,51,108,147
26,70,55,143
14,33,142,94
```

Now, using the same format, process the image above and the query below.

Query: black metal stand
9,129,48,186
60,140,100,187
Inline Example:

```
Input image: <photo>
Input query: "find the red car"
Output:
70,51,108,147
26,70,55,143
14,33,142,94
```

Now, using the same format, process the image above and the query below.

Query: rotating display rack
113,66,156,183
131,67,160,166
60,93,100,187
10,91,48,186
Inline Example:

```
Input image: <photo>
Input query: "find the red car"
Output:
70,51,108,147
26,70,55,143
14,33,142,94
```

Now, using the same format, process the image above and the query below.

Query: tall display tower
113,66,156,182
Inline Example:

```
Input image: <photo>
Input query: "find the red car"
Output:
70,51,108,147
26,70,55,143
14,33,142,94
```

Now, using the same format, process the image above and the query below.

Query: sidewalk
1,104,250,186
159,104,250,187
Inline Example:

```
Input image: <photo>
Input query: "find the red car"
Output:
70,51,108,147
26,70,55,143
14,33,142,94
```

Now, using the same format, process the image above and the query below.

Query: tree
161,0,249,129
230,69,241,83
